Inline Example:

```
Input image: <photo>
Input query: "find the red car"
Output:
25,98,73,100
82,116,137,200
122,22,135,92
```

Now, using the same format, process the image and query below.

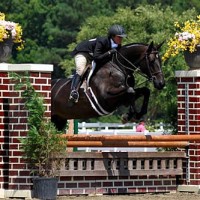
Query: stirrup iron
69,90,79,103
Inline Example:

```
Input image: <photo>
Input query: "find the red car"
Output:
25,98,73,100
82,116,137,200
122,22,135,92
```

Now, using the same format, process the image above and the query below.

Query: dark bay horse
51,42,165,130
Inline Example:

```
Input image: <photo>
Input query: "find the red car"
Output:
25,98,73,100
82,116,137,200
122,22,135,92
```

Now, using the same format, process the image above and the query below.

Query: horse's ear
146,41,154,53
157,40,165,50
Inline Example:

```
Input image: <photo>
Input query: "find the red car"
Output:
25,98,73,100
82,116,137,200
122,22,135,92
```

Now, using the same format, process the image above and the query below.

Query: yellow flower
0,12,24,50
0,12,5,20
163,16,200,61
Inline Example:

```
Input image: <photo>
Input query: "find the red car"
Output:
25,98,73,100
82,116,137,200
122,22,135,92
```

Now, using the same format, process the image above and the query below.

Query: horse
51,41,165,131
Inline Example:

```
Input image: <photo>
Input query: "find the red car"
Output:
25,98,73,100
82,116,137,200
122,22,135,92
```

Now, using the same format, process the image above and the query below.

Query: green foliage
10,72,67,177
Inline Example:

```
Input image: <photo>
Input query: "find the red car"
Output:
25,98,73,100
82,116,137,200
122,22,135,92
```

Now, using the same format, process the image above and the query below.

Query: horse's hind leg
51,115,68,132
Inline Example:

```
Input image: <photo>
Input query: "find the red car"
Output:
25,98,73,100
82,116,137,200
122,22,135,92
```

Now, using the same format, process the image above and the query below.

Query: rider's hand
108,48,117,55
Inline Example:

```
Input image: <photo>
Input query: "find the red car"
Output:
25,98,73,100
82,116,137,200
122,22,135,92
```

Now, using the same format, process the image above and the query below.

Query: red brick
181,77,193,82
58,189,71,195
147,187,157,192
19,185,31,190
190,180,200,185
73,176,84,181
135,181,143,186
163,180,172,185
107,176,118,180
177,84,185,89
71,189,84,195
30,72,39,77
12,164,26,169
167,186,177,191
41,73,51,78
42,86,51,91
130,176,138,179
13,178,27,183
144,181,153,186
33,85,40,90
103,182,113,187
35,79,47,84
124,181,133,186
91,182,101,187
19,170,30,176
0,85,8,90
128,188,137,193
3,79,10,84
138,188,147,193
190,168,200,173
58,183,64,188
156,187,167,192
9,170,19,176
117,188,126,193
85,189,96,194
78,182,89,188
9,157,19,163
0,72,7,77
59,176,72,181
8,184,18,190
66,183,77,188
95,188,107,194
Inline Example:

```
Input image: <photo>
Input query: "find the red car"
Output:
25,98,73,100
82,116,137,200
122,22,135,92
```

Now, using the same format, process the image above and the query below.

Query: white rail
78,122,165,131
77,122,167,152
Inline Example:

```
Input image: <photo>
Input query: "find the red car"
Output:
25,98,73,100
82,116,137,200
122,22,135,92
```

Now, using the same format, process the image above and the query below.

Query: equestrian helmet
108,24,126,38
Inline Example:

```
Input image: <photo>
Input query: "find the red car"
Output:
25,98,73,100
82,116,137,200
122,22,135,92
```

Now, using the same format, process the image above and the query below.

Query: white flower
176,32,195,41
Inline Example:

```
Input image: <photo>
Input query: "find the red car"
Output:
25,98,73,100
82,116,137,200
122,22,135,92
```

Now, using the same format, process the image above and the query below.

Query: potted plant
0,12,24,61
11,72,67,200
163,15,200,69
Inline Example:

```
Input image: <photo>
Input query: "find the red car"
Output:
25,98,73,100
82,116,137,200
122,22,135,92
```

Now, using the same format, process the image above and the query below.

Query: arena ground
59,192,200,200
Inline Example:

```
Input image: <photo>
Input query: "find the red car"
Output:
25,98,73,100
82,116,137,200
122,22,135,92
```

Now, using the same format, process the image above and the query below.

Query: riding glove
108,48,117,55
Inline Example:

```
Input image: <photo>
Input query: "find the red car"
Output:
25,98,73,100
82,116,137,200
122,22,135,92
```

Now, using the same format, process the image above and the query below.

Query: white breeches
74,53,88,76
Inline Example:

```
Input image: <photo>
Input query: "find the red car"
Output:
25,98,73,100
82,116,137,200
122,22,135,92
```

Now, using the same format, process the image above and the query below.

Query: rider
69,24,126,103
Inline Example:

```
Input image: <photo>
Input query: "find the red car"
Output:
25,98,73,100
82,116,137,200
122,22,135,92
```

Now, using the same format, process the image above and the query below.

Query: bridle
113,48,163,82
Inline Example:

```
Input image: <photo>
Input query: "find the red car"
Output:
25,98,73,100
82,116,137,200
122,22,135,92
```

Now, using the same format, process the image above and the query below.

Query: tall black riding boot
69,73,81,103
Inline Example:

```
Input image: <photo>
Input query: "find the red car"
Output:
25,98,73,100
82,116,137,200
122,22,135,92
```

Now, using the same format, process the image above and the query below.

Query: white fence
77,122,167,152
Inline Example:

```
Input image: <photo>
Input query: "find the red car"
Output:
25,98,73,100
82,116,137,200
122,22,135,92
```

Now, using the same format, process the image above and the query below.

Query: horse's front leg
135,87,150,119
121,104,135,123
121,87,150,123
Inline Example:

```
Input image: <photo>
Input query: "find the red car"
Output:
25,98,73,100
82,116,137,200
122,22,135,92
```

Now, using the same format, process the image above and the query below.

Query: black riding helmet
108,24,126,38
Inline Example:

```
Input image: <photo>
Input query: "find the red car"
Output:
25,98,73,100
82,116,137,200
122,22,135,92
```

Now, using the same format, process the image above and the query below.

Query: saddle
74,62,95,90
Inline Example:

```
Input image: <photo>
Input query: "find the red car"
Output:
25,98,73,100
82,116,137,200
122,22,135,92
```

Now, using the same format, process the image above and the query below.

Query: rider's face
113,36,123,45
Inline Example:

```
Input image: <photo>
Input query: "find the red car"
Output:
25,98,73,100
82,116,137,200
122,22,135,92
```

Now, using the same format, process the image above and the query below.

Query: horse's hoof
121,114,128,124
130,118,137,122
127,87,135,94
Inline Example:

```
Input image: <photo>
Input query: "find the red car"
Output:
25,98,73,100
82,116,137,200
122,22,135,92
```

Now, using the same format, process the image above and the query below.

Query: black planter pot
0,38,13,62
33,177,58,200
184,45,200,69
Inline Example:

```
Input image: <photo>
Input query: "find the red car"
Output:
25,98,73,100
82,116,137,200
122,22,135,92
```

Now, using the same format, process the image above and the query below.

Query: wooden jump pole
67,141,188,148
64,134,200,142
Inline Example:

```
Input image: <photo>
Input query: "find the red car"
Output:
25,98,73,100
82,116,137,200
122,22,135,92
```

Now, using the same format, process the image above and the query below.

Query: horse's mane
121,42,148,49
